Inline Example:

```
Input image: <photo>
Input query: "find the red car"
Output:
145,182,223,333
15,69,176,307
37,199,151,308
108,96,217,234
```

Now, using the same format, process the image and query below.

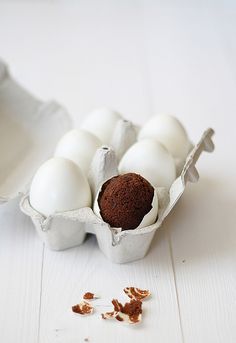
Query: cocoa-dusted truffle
97,173,155,230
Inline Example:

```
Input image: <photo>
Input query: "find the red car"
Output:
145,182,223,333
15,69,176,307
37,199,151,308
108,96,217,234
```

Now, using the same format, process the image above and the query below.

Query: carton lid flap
0,61,72,203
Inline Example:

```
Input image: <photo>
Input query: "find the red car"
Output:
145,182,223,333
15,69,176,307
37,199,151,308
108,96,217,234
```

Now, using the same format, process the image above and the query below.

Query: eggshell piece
118,139,176,189
136,188,158,229
138,114,190,160
81,108,122,144
54,129,102,175
29,157,91,216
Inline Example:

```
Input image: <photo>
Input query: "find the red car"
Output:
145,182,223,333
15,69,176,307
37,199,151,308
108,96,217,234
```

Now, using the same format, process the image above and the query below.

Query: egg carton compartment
0,59,215,263
20,128,214,263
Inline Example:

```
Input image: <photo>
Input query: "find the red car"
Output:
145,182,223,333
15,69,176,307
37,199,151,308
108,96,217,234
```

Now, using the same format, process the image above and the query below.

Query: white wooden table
0,1,235,342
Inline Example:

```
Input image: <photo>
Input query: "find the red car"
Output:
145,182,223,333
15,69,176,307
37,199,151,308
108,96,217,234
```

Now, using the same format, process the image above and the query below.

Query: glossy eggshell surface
118,139,176,189
138,114,190,160
81,107,122,144
54,129,102,174
29,157,91,216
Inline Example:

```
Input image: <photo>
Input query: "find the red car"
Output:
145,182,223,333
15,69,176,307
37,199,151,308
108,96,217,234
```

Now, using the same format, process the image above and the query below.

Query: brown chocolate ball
97,173,154,230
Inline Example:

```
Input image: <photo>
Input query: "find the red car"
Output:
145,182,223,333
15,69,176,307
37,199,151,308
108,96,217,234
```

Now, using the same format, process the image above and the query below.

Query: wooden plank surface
39,230,183,343
0,199,43,343
144,5,236,342
0,1,235,343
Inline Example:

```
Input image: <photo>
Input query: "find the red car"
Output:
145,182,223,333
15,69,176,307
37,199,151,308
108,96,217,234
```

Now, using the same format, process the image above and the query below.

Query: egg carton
20,128,214,263
0,59,215,263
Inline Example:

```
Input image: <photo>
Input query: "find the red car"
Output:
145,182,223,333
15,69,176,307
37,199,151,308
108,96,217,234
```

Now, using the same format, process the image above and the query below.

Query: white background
0,1,236,342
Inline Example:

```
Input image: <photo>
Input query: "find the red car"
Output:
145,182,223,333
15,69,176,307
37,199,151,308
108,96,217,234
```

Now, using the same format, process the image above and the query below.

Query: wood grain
39,230,183,343
0,1,236,343
0,199,44,343
144,5,236,342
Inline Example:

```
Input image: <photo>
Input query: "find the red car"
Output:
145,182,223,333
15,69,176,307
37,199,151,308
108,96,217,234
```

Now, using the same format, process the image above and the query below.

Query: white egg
81,107,122,144
54,129,102,175
93,178,158,229
118,139,176,189
29,157,91,216
138,114,190,161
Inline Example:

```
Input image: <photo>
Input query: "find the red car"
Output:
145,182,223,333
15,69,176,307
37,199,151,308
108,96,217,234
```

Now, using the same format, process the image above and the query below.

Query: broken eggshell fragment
101,299,142,324
83,292,99,300
72,301,94,315
123,287,151,301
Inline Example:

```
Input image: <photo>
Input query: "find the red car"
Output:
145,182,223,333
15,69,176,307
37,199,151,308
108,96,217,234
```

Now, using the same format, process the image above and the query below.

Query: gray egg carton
0,60,72,203
0,59,215,263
